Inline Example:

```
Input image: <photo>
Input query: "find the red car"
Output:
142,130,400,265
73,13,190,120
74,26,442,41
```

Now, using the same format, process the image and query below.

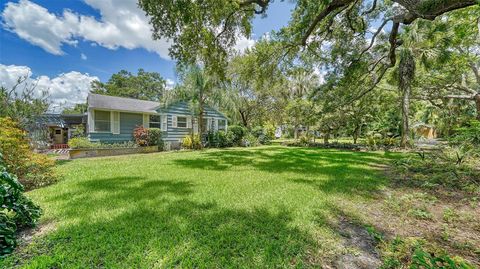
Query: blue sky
0,0,294,81
0,0,294,109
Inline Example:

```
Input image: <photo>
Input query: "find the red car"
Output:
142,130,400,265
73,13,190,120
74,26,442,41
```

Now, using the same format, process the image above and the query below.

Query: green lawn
2,146,396,268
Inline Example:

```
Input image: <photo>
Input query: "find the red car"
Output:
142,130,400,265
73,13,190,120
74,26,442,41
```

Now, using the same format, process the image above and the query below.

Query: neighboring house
87,94,228,147
32,113,86,149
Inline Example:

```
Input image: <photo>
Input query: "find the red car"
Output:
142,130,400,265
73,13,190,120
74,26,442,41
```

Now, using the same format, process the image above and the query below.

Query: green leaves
0,153,42,257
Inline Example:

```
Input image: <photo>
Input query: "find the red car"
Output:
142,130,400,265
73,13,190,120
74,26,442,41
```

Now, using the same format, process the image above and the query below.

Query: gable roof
88,94,160,114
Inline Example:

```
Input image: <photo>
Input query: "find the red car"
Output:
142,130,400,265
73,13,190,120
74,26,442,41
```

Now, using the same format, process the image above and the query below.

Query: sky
0,0,294,110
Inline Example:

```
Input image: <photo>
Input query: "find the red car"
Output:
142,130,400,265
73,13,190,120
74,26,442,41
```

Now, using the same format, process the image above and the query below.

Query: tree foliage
91,69,167,101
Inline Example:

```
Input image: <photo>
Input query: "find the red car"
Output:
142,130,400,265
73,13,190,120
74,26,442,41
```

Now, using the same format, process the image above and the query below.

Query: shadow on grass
22,176,317,267
7,146,398,267
173,146,395,196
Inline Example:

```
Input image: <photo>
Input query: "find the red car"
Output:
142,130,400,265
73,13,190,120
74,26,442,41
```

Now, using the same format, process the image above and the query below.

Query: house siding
87,101,227,144
159,102,227,143
89,112,143,143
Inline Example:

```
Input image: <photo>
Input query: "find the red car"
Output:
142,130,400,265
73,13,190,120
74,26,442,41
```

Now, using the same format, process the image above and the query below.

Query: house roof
88,94,160,114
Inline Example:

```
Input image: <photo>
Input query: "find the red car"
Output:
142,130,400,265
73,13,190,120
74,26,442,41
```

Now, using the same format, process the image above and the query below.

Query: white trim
161,115,167,131
172,115,177,128
91,109,112,133
175,115,189,129
88,108,95,133
143,114,149,128
112,111,120,134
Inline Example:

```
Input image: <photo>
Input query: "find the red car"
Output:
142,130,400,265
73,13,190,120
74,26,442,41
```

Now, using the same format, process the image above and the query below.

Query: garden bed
69,146,158,159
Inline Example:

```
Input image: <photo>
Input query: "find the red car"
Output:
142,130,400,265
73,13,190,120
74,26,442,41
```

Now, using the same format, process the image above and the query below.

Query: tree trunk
400,85,410,148
353,124,360,144
475,93,480,121
198,97,204,148
399,50,415,149
323,129,330,144
239,109,249,127
294,126,298,140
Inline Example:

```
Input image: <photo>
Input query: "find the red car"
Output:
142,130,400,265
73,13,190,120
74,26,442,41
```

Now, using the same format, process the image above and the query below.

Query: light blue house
87,94,228,147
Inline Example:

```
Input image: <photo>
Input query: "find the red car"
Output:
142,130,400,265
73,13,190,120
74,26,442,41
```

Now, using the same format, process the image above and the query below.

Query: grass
1,146,397,268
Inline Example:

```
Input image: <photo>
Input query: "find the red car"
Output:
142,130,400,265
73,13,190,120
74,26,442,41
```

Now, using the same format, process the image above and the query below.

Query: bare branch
445,94,475,100
362,0,377,15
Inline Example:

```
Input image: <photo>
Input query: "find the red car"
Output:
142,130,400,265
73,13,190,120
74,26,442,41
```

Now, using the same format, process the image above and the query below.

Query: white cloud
2,0,170,58
0,64,98,111
80,53,87,60
234,36,255,53
165,78,175,90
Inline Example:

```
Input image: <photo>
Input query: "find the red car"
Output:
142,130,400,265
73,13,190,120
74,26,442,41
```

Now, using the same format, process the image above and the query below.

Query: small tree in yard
0,117,57,190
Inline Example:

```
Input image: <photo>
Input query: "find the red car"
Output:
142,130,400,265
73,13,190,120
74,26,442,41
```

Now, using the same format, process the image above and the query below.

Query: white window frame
93,110,112,133
176,116,188,128
149,114,161,129
217,118,227,131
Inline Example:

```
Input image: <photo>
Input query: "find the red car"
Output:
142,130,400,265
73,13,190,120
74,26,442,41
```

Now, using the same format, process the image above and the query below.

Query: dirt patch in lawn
336,167,480,267
17,220,56,250
332,217,382,269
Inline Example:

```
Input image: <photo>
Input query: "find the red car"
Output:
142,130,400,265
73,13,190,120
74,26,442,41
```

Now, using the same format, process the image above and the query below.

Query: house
87,94,228,148
32,113,87,149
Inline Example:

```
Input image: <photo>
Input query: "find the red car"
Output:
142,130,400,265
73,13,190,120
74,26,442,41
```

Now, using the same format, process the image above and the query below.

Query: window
149,115,161,128
218,119,226,131
94,110,111,132
177,116,188,128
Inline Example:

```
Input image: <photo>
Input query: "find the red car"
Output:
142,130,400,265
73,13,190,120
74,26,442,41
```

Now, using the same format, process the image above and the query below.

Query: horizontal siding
89,112,143,143
163,114,191,142
88,102,227,144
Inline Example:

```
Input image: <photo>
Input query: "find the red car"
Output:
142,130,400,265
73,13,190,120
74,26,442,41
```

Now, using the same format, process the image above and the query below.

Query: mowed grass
2,146,397,268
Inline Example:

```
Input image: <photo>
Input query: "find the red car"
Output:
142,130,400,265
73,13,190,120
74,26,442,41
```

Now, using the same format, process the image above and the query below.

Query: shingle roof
88,94,160,114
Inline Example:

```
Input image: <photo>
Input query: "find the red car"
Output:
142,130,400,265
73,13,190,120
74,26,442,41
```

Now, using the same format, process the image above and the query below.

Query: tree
91,69,167,101
173,65,223,137
0,76,49,128
139,0,478,82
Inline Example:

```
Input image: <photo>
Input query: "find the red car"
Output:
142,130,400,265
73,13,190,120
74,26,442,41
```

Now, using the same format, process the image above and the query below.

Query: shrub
182,135,193,149
147,128,163,148
216,131,234,148
0,153,42,257
133,126,163,147
0,117,57,190
133,126,149,146
228,125,247,146
243,133,260,147
70,125,85,138
251,126,272,145
192,134,202,149
68,137,97,149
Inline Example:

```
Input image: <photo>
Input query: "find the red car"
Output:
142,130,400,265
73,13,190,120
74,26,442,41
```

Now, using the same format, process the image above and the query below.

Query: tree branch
301,0,353,46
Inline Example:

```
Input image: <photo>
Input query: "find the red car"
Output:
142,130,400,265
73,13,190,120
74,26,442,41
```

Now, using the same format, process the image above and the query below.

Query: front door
53,128,64,144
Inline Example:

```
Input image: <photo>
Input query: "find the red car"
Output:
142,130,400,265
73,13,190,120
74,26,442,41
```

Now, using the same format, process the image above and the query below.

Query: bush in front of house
68,137,139,149
181,135,193,149
68,137,97,149
0,153,42,257
0,117,57,190
133,126,164,148
146,128,164,149
228,125,247,146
